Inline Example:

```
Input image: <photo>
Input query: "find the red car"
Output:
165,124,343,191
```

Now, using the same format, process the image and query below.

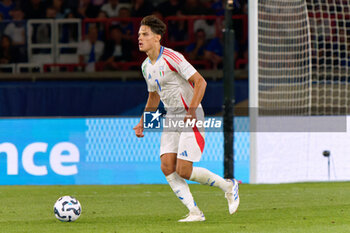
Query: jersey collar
149,46,164,64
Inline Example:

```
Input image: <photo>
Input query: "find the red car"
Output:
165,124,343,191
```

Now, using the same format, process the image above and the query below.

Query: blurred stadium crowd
0,0,248,72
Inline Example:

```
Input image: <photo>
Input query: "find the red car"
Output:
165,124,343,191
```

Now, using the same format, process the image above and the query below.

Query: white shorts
160,130,205,162
160,110,205,162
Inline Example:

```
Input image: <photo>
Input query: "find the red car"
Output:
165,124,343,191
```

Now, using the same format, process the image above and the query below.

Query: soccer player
133,15,239,222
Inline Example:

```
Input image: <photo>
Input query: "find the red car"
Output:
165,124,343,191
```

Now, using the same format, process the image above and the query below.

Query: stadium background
0,0,250,184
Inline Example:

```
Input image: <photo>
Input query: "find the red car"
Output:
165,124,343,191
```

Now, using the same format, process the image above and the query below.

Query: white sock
189,167,232,192
166,172,199,212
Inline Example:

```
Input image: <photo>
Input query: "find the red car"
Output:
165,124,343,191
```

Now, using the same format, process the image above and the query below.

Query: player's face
138,25,160,52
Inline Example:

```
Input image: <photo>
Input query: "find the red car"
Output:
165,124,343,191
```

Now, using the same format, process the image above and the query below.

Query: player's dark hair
140,15,167,39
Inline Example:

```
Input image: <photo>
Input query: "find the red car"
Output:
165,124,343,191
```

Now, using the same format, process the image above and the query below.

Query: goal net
256,0,350,115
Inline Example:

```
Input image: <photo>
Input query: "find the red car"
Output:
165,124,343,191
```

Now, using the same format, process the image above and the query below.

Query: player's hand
133,121,144,138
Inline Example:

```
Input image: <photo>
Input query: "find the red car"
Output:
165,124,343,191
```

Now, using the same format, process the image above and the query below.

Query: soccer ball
53,196,82,222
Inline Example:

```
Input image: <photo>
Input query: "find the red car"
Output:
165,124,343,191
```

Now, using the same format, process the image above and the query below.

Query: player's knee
161,163,176,176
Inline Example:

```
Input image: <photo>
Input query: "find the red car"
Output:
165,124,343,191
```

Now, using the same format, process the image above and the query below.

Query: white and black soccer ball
53,196,82,222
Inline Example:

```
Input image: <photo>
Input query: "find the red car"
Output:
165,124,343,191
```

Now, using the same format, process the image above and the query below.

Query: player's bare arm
133,91,160,138
184,72,207,122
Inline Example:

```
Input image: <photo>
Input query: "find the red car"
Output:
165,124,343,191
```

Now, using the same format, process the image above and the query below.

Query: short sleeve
141,60,157,92
145,79,157,92
163,49,197,80
177,55,197,80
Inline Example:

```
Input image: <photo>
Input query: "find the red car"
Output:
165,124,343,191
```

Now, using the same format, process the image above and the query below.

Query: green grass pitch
1,182,349,233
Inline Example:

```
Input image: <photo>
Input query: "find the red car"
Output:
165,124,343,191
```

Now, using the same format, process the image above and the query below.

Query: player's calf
176,159,194,180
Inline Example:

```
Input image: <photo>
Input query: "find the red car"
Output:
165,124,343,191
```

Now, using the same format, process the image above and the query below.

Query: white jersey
141,46,202,114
